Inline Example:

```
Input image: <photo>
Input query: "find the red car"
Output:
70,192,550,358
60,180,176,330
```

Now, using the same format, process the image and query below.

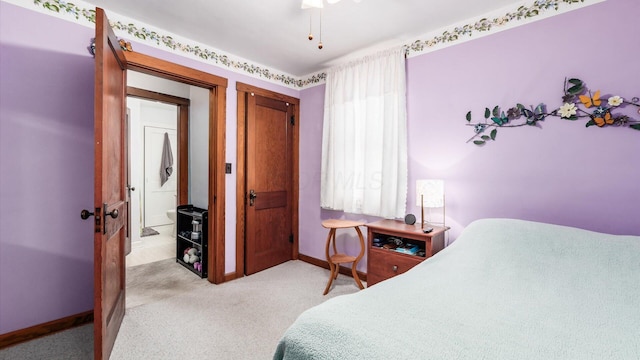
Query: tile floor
126,224,175,267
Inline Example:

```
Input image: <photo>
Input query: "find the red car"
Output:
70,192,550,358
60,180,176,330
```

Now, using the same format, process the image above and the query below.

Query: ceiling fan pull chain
318,9,323,49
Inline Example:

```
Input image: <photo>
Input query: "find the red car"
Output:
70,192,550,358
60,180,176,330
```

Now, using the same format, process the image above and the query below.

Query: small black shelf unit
176,204,208,278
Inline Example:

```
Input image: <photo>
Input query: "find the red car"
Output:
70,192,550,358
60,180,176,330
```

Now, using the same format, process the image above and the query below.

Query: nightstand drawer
367,249,422,286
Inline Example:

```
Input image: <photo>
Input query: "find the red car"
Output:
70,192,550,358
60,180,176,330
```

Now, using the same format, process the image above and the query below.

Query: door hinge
290,115,295,126
289,234,294,243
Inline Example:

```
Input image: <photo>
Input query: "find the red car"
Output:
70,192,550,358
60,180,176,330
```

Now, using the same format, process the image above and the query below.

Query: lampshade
416,179,444,208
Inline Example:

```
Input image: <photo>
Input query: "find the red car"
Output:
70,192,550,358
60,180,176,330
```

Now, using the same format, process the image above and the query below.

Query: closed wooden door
94,8,127,360
245,94,294,275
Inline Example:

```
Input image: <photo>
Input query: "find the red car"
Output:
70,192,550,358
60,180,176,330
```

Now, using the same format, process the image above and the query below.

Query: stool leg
323,266,335,295
323,229,336,295
331,230,340,279
352,226,365,290
351,263,364,290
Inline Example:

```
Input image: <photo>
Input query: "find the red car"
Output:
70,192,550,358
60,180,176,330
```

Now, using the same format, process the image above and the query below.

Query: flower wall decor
465,78,640,145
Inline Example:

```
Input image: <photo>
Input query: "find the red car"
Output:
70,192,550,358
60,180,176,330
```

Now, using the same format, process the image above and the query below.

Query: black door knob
81,209,94,220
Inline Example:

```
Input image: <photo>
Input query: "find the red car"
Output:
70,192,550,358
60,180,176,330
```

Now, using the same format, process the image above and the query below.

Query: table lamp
416,179,445,228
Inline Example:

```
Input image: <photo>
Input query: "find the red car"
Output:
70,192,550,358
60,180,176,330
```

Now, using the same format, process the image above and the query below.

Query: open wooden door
94,7,127,359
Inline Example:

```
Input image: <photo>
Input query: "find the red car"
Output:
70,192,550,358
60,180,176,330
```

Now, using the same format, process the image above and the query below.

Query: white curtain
320,47,408,218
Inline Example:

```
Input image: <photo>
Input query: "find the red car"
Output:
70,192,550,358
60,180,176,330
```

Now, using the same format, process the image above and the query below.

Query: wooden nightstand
366,219,446,286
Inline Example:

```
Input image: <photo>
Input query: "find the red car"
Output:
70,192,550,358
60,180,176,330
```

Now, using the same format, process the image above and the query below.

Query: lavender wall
298,0,640,267
0,2,95,334
405,0,639,238
0,1,299,334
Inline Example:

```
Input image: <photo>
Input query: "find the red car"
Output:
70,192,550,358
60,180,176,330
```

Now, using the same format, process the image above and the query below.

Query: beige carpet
126,258,207,309
0,260,364,360
112,260,363,359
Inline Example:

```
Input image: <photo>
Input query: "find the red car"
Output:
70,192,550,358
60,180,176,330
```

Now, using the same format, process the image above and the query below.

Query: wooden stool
321,219,366,295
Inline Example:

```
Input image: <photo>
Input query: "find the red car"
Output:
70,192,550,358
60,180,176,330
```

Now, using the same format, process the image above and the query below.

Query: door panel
94,7,127,360
245,95,293,275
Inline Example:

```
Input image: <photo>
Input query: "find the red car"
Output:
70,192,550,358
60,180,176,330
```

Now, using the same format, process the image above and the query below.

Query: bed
274,218,640,359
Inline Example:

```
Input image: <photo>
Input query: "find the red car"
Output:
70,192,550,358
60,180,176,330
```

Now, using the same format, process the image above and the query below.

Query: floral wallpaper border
32,0,592,89
406,0,586,54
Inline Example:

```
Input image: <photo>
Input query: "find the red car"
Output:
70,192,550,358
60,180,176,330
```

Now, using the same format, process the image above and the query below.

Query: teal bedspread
274,218,640,359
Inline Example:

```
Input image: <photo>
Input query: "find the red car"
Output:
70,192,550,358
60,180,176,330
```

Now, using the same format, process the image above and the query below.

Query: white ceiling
87,0,528,77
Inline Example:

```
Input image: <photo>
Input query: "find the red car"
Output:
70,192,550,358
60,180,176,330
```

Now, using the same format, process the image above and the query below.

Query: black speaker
404,213,416,225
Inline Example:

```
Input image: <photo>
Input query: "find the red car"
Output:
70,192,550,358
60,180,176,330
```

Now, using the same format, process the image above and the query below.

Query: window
321,47,407,218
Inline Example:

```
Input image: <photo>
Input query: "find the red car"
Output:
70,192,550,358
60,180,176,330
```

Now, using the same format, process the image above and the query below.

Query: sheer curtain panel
320,47,408,218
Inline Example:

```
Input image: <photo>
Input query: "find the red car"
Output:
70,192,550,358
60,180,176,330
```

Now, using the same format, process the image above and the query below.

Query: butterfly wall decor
578,90,601,108
465,78,640,146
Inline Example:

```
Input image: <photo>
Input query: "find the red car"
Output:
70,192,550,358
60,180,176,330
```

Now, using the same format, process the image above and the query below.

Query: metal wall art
465,78,640,146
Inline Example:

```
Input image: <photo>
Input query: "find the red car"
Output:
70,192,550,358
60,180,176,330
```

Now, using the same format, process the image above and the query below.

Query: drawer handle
392,265,398,273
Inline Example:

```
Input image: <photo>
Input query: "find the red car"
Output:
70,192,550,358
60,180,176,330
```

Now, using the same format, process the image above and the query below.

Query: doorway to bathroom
125,71,201,267
126,96,179,267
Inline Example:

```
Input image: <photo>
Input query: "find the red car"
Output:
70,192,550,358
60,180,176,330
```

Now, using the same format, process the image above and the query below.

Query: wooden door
94,8,127,360
125,109,131,256
245,94,294,275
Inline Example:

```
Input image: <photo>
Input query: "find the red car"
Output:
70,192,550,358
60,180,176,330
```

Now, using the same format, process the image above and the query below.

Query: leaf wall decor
465,78,640,146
